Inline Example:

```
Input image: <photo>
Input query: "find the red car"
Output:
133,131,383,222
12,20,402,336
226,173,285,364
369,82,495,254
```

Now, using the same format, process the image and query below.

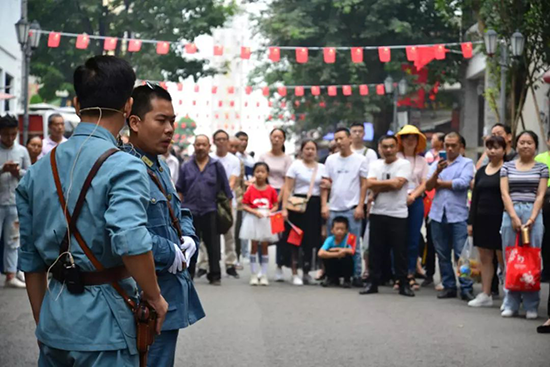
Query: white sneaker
501,309,518,318
302,274,313,285
250,274,259,286
275,268,284,282
526,311,538,320
5,277,26,289
16,271,25,283
260,275,269,286
292,275,303,286
468,293,493,308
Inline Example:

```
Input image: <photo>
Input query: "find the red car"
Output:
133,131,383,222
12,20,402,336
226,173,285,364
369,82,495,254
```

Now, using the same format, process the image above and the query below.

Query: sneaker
435,283,444,291
302,274,313,285
5,277,26,288
16,271,25,283
250,274,259,286
526,311,538,320
226,266,240,279
501,309,518,318
292,275,303,286
196,269,207,278
468,293,493,308
235,262,244,271
275,267,284,282
259,275,269,286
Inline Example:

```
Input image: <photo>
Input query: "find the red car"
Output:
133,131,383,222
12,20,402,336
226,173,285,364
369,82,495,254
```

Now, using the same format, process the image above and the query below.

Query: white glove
168,243,185,274
180,236,196,265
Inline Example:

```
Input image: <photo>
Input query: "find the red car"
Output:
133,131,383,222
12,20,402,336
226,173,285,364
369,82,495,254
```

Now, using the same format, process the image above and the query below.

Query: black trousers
288,196,322,273
369,214,408,285
541,189,550,278
235,210,243,259
324,256,353,281
190,211,221,281
419,218,436,278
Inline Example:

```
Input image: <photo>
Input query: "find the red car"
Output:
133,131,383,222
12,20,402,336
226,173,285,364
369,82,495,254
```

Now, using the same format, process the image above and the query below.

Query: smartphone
439,150,447,160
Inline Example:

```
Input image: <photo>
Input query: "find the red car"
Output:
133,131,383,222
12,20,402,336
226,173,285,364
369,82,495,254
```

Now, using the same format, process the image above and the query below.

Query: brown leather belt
52,265,131,286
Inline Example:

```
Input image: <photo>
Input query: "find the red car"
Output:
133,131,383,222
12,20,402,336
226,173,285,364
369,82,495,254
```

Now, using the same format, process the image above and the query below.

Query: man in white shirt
160,142,180,184
39,114,67,158
360,135,414,297
321,127,368,286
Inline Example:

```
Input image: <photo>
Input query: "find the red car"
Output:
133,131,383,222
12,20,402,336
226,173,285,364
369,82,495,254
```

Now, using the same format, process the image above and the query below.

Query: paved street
1,262,548,367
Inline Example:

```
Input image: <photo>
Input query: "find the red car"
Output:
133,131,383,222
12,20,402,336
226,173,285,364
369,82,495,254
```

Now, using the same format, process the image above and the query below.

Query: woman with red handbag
500,131,548,319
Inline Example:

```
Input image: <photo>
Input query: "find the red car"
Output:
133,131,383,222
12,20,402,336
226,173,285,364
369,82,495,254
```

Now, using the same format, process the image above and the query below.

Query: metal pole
499,43,508,125
20,0,29,144
393,89,398,133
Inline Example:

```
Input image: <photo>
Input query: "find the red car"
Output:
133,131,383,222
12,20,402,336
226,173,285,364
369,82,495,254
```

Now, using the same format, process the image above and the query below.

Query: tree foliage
29,0,236,101
253,0,464,136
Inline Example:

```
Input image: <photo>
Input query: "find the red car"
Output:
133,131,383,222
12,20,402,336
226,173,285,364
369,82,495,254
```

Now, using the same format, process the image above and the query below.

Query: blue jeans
329,208,362,279
501,202,542,313
407,197,424,274
148,329,179,367
431,216,473,294
1,205,19,274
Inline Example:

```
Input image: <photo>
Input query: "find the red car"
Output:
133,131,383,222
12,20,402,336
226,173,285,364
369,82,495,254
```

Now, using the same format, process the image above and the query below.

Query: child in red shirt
240,162,279,286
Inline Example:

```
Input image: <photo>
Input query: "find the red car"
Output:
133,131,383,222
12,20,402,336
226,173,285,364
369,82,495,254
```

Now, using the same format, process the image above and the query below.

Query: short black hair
350,122,364,129
194,134,210,144
253,162,270,174
213,129,229,140
485,135,506,150
48,113,63,127
335,127,350,136
332,216,349,230
460,135,466,148
516,130,539,149
378,135,398,145
300,139,318,151
444,131,464,146
74,56,136,112
0,114,18,130
236,131,248,139
130,84,172,119
26,135,42,146
492,123,512,135
270,128,287,140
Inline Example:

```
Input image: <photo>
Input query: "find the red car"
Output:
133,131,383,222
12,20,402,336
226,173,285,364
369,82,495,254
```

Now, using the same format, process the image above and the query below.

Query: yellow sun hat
396,124,427,155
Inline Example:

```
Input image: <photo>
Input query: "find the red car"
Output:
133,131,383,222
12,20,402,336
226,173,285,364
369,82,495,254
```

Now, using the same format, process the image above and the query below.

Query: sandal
408,277,420,291
393,280,400,290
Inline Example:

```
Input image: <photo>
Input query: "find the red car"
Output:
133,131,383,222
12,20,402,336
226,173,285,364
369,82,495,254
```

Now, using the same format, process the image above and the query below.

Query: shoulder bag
287,163,318,213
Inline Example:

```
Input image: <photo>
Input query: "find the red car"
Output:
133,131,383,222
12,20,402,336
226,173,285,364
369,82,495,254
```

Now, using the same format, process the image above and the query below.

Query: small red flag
277,86,287,97
177,83,183,91
194,85,199,93
296,48,308,63
211,86,218,94
103,37,117,51
311,86,320,96
347,233,357,254
245,86,252,95
47,32,61,48
156,41,170,55
256,102,260,107
376,84,385,95
128,39,142,52
323,47,336,63
359,84,369,96
295,86,304,96
230,101,235,107
434,44,446,60
269,47,280,62
218,101,223,107
244,102,248,107
342,85,352,96
378,47,391,62
215,114,219,119
262,86,270,96
192,100,196,106
351,47,363,63
185,43,197,54
75,34,90,49
461,42,473,59
268,101,273,107
241,46,251,59
328,86,337,96
287,222,304,246
227,86,235,94
406,46,418,61
214,45,223,56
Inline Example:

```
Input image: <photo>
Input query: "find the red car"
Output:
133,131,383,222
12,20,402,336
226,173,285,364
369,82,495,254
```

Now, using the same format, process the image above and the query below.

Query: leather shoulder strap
306,163,318,199
147,169,183,238
50,146,136,311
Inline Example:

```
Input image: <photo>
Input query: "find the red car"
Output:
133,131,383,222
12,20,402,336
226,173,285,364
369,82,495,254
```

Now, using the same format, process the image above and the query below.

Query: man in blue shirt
125,84,205,366
426,131,475,301
16,56,168,366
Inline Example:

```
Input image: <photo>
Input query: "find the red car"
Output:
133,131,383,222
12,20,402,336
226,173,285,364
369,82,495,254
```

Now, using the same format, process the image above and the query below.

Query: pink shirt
259,152,293,190
397,153,428,193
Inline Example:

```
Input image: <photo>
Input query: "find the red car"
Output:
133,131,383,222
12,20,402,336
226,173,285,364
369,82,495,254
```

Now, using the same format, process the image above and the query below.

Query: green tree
253,0,464,136
29,0,236,101
174,116,197,149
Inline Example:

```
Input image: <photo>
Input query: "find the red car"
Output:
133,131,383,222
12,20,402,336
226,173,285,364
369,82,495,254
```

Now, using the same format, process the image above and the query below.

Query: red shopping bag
505,233,541,292
287,221,304,246
270,212,285,234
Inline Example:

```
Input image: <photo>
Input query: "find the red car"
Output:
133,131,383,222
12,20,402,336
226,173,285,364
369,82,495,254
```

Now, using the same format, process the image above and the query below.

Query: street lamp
15,18,41,145
384,76,394,94
484,29,525,125
398,78,408,96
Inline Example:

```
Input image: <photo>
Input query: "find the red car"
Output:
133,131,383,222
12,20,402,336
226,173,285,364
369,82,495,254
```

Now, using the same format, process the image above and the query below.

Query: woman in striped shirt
500,131,548,319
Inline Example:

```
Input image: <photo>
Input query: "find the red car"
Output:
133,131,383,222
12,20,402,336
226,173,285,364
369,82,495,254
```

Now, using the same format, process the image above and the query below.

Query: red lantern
359,85,369,96
192,100,196,106
269,47,280,62
104,37,117,51
268,101,273,107
212,86,218,94
277,86,287,97
75,34,90,49
194,85,200,93
256,102,260,107
319,101,326,108
342,85,352,96
230,101,235,107
281,101,286,108
177,83,183,91
241,46,251,59
218,101,223,107
311,86,320,96
185,43,197,54
351,47,363,63
48,32,61,48
245,86,252,95
434,45,446,60
214,45,223,56
182,123,187,129
461,42,473,59
128,39,142,52
294,100,301,107
376,84,385,95
296,48,308,63
228,86,235,94
328,86,337,96
244,101,248,107
323,47,336,63
378,47,391,62
159,82,167,90
295,86,304,96
262,87,270,96
156,41,170,55
406,46,418,61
